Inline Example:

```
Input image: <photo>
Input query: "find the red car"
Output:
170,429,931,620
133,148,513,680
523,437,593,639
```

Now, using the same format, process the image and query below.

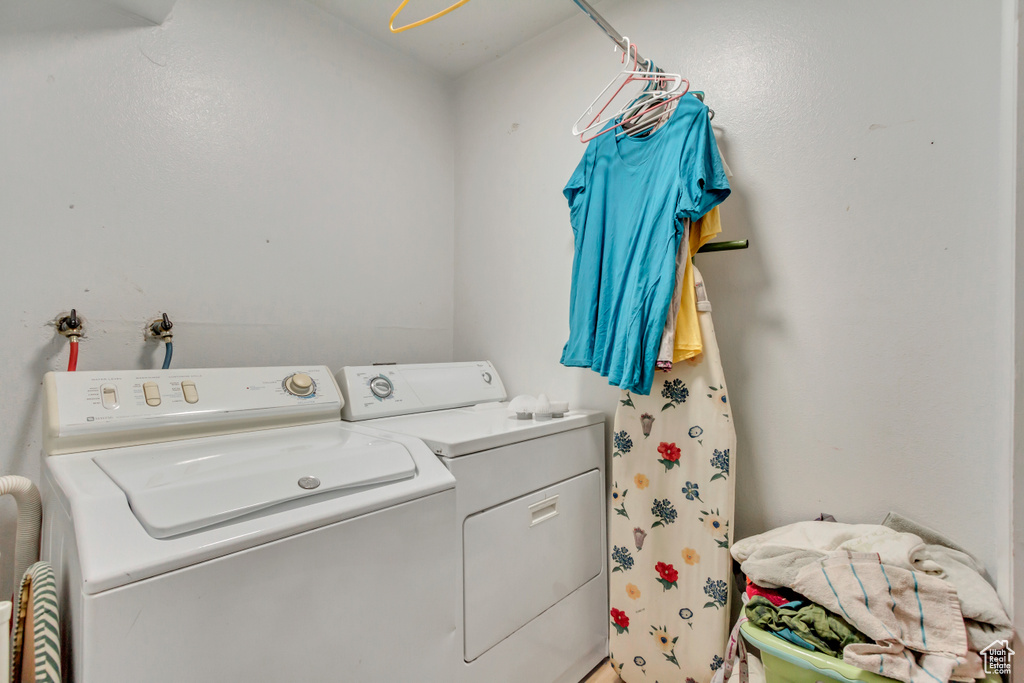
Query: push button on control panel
143,382,161,407
100,384,118,410
181,380,199,404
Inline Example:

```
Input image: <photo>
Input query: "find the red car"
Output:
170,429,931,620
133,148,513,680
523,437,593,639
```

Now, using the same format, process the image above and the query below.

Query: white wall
0,0,455,595
453,0,1016,602
1,0,1017,634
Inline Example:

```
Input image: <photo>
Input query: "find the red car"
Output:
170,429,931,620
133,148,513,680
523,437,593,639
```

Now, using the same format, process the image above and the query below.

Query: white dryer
337,361,608,683
40,366,458,682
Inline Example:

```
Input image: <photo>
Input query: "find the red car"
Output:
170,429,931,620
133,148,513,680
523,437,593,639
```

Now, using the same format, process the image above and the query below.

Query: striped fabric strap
12,561,61,683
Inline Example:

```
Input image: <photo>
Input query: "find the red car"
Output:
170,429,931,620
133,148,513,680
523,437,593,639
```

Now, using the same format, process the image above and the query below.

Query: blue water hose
162,341,173,370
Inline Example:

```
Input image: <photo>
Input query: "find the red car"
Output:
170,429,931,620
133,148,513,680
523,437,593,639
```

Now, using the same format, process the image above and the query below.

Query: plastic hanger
690,91,716,121
617,57,660,119
618,97,676,138
573,39,658,135
571,37,643,137
618,57,678,138
582,86,688,143
580,76,690,142
389,0,473,33
616,82,696,140
572,39,686,142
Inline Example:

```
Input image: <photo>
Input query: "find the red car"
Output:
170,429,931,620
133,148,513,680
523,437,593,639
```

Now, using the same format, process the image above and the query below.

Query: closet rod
571,0,650,69
697,240,749,253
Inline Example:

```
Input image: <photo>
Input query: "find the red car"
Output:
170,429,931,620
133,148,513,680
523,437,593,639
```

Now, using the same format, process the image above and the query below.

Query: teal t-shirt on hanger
561,94,730,395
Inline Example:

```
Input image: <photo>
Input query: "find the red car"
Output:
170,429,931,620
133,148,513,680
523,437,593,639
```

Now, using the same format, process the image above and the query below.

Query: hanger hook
626,38,640,70
618,36,640,71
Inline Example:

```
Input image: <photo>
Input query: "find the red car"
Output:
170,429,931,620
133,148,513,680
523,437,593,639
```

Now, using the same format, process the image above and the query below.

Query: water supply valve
148,313,173,341
56,309,84,371
56,309,83,340
148,313,175,370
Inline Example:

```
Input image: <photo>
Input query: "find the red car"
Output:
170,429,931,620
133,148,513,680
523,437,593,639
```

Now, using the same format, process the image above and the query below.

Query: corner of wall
1011,0,1024,667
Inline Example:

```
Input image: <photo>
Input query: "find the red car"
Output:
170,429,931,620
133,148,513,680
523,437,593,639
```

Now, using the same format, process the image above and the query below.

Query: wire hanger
390,0,473,33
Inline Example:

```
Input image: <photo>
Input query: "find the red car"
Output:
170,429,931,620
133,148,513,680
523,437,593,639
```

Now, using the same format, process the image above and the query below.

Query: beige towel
791,552,966,683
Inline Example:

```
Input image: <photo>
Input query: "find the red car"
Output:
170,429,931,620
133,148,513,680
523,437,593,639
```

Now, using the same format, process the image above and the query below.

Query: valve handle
151,313,173,336
58,309,81,332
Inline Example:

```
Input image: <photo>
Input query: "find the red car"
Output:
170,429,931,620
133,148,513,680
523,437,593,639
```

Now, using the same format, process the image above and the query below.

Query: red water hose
68,337,79,372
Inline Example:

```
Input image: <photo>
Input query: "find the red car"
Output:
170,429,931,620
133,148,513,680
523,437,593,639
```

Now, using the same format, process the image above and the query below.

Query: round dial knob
369,376,393,399
284,373,315,396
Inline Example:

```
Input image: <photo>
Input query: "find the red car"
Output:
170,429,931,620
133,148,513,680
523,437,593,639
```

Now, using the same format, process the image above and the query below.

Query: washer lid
365,403,605,457
93,427,416,539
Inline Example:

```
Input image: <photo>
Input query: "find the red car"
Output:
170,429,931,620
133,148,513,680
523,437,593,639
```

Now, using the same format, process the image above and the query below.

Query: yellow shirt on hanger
672,206,722,361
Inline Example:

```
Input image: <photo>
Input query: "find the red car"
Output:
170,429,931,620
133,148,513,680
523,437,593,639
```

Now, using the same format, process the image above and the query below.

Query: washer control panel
43,366,343,455
337,361,506,421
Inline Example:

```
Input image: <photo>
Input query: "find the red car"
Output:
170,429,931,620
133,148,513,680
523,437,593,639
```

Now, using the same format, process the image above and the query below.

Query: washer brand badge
980,640,1014,676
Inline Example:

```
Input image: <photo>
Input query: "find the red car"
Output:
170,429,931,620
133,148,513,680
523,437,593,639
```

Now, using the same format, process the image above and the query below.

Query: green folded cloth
744,596,869,658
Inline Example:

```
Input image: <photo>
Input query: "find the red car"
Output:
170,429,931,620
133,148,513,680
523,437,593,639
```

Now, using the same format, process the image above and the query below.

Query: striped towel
791,551,966,683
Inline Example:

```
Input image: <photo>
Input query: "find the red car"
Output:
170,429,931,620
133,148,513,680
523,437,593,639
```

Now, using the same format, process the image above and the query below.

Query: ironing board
11,561,60,683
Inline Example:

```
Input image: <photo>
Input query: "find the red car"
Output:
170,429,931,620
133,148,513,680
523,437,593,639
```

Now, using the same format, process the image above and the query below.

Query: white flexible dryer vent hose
0,477,41,586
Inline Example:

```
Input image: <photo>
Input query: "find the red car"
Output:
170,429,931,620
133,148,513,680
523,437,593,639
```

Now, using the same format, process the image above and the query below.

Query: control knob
369,375,393,399
284,373,316,397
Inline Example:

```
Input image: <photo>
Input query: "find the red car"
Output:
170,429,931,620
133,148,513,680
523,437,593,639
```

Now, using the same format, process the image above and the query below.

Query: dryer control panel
43,366,343,455
337,361,506,420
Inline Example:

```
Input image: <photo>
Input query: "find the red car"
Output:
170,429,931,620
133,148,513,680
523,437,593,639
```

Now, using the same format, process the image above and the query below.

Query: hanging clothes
657,206,723,371
561,95,730,395
608,267,736,683
656,218,691,371
673,206,722,363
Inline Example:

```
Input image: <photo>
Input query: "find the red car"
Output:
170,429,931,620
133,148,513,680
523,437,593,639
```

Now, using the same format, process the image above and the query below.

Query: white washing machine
337,361,608,683
40,366,458,682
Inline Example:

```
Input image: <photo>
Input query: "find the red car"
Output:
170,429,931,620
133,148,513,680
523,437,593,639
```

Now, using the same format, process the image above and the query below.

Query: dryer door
462,469,603,661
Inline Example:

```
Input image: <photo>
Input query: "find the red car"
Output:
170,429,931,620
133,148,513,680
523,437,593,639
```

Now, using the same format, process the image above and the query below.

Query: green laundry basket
739,621,999,683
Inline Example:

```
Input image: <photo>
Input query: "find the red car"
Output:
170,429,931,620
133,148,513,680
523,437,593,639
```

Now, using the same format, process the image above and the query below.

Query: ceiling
309,0,591,79
0,0,600,78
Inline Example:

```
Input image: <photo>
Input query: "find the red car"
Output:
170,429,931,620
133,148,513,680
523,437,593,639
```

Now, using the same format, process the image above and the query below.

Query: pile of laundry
729,514,1014,683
